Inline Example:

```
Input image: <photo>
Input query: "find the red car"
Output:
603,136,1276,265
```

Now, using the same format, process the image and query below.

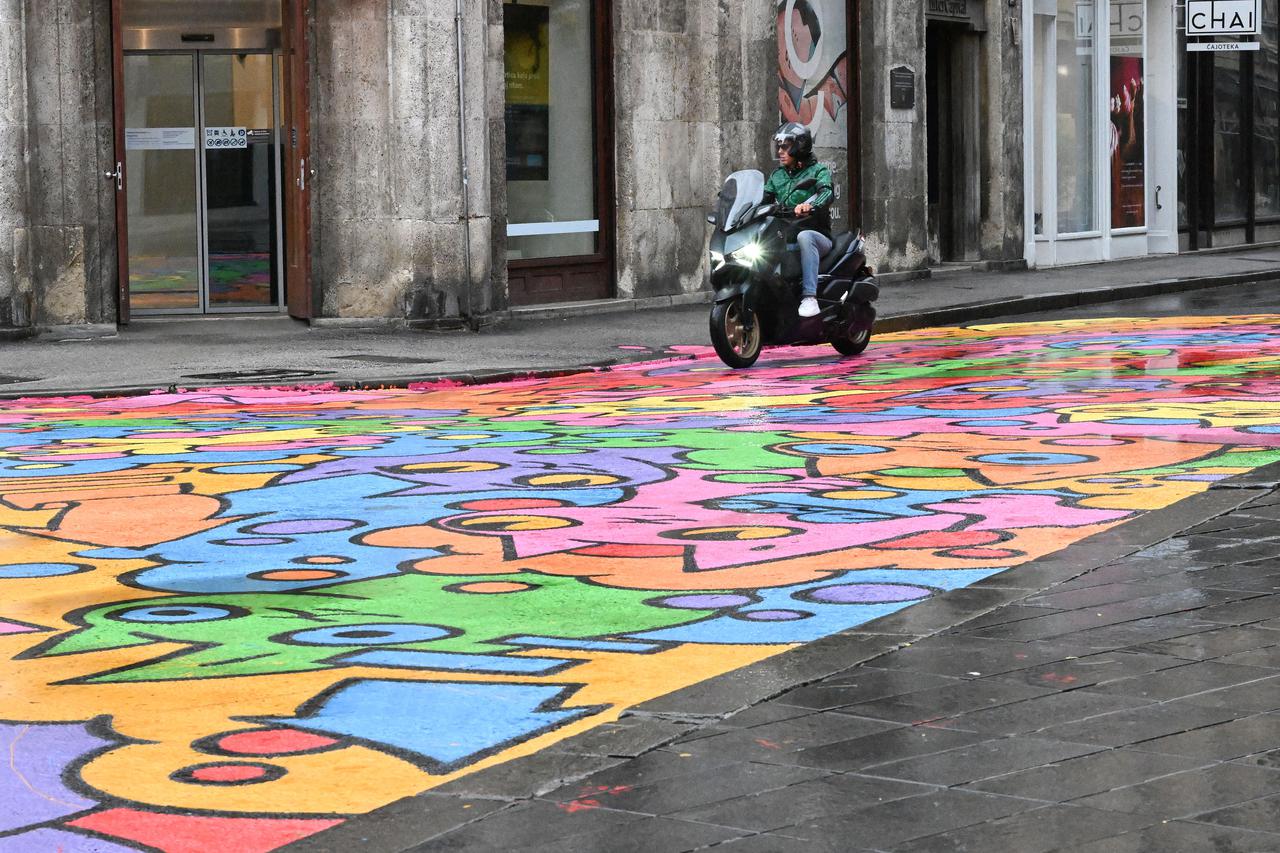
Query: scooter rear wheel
832,327,871,356
710,298,762,368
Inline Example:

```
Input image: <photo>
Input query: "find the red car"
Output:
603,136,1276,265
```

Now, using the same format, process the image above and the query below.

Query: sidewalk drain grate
329,354,444,365
0,375,34,386
181,368,335,381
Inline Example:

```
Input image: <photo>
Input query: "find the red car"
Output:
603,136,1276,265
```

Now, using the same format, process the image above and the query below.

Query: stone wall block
672,204,710,293
32,224,86,324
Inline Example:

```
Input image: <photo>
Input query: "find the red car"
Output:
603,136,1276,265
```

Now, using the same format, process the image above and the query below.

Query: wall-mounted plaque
890,66,915,110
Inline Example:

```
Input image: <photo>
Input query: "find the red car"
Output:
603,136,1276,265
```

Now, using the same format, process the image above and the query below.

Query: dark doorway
926,21,982,262
1179,17,1280,251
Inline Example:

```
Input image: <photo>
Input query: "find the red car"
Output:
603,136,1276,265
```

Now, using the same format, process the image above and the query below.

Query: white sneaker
798,296,820,318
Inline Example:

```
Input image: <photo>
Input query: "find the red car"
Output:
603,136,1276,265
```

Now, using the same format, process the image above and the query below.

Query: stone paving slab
287,463,1280,852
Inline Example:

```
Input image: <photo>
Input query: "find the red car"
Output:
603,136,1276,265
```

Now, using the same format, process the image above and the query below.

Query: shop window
1213,52,1247,223
504,0,598,261
1056,0,1096,233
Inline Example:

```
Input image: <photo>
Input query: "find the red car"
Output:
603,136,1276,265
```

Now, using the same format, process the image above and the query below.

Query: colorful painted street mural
5,316,1280,851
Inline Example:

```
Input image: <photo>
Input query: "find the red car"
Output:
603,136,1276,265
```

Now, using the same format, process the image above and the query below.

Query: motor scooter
706,169,878,368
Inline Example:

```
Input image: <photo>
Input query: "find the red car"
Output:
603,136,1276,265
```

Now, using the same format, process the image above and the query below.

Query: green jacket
764,160,835,236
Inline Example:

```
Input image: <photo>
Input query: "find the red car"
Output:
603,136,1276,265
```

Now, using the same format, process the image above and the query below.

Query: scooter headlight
734,242,764,267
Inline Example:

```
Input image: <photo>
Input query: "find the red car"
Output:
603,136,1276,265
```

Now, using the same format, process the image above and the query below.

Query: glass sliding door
124,54,201,313
122,50,284,315
202,53,281,309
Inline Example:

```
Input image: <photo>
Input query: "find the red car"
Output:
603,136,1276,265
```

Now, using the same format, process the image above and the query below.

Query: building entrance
112,0,312,321
123,51,282,314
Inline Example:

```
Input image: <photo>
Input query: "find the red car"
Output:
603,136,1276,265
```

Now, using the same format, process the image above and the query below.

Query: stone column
858,0,928,270
0,0,28,327
979,0,1025,263
21,0,117,327
311,0,499,324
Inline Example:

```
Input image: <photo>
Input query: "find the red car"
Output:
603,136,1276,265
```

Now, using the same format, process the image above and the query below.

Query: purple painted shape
0,722,107,833
248,519,358,535
218,537,291,546
0,620,42,635
659,594,753,609
739,610,809,621
0,828,136,853
807,583,932,604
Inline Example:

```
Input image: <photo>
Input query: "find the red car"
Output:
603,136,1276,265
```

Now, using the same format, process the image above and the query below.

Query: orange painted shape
25,494,229,547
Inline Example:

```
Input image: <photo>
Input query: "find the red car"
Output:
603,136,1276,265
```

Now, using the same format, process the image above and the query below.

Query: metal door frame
124,48,286,316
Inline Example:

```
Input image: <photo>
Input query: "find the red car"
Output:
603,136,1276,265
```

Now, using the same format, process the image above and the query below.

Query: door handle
103,162,123,191
1155,184,1163,211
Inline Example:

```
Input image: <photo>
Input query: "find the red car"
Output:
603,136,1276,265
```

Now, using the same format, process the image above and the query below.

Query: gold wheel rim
725,303,760,356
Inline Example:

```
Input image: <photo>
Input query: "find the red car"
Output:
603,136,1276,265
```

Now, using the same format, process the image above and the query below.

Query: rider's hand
795,203,813,215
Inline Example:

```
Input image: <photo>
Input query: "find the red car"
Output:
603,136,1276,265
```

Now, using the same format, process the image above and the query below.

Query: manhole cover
181,368,335,381
330,354,444,365
0,375,34,386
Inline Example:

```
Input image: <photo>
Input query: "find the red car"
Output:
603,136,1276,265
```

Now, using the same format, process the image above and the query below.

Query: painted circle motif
209,728,340,757
172,762,286,786
111,605,244,623
247,519,361,535
452,581,537,594
0,563,87,579
800,583,933,604
215,537,293,546
657,594,754,609
734,609,811,621
972,453,1093,465
250,569,347,583
282,623,452,646
788,443,889,456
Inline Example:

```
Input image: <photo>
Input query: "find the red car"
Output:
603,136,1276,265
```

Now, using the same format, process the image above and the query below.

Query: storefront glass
1213,53,1247,223
504,0,598,261
1110,0,1146,229
1056,0,1095,233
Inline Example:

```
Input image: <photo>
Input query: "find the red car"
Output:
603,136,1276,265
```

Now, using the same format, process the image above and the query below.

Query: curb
4,269,1279,401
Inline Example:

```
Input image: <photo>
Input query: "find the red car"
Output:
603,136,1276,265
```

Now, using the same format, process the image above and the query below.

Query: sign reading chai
1186,0,1260,35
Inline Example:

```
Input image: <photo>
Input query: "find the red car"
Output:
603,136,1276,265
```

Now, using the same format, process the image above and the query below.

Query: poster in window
504,4,550,181
1110,56,1145,228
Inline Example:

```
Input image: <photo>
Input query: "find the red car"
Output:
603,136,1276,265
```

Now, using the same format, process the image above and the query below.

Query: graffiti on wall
777,0,850,145
5,316,1280,850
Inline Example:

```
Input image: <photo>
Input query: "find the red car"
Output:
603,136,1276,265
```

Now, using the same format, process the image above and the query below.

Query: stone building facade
0,0,1025,334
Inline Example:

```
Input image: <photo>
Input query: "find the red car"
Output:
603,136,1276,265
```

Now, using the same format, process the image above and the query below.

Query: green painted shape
879,467,968,477
38,572,720,683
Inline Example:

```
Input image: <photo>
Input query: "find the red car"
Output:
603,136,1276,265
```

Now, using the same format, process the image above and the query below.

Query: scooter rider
764,122,835,318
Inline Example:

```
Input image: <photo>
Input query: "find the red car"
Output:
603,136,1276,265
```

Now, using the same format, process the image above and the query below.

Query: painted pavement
5,316,1280,851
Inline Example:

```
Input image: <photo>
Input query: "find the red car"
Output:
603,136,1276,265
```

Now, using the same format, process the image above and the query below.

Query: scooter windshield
716,170,765,232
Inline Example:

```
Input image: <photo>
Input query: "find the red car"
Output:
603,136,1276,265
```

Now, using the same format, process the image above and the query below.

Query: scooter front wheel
709,298,762,368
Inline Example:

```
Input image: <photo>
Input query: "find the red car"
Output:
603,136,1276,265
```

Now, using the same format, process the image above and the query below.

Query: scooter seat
819,232,855,274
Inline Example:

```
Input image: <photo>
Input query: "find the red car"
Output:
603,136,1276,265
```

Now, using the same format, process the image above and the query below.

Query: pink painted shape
0,620,42,635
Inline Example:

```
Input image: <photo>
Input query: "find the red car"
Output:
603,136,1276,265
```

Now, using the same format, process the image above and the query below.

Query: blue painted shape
339,649,574,674
0,563,86,579
503,635,664,653
262,679,599,769
633,568,1002,645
